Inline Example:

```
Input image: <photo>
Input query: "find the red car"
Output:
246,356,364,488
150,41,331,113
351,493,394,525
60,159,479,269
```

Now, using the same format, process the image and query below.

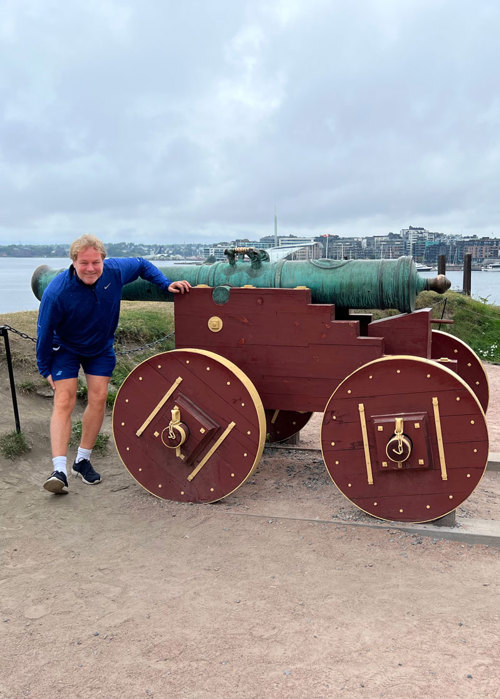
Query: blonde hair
69,235,107,261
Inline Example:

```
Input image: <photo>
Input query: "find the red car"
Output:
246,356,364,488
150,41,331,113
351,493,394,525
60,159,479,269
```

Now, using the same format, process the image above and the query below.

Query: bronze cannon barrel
32,252,450,313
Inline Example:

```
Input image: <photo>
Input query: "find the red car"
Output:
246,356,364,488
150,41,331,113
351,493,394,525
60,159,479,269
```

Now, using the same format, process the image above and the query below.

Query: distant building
202,245,231,261
461,237,500,263
364,232,405,259
422,235,500,265
259,234,316,248
400,226,440,261
423,240,449,265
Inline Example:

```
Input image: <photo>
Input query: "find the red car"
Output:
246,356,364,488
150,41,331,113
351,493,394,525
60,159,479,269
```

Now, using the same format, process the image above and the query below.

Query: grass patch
76,378,88,400
7,350,38,370
416,290,500,363
115,303,174,345
110,303,175,397
0,311,38,367
111,357,136,389
19,380,40,394
69,420,109,455
106,384,118,408
0,310,38,336
0,430,30,459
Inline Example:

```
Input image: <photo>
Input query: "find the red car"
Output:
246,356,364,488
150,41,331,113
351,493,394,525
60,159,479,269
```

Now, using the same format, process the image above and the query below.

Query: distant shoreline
1,257,499,313
0,255,485,271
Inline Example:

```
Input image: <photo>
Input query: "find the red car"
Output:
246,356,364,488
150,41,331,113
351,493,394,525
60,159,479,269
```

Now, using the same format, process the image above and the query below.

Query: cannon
32,250,450,312
33,250,489,523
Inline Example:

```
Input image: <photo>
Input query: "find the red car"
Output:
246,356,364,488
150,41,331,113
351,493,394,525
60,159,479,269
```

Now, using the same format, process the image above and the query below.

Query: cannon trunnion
112,282,489,524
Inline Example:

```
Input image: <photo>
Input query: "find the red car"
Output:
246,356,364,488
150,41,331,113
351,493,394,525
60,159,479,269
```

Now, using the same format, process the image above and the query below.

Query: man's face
73,247,104,285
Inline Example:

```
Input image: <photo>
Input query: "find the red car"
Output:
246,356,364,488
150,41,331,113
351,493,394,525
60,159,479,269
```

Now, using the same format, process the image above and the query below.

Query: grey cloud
1,0,500,243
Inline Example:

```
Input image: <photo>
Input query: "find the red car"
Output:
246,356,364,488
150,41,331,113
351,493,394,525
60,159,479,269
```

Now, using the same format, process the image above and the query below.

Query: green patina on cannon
31,248,450,312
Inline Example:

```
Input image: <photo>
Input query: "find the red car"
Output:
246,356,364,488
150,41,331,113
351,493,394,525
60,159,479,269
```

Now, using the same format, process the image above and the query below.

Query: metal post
463,253,472,296
1,327,22,433
437,297,448,332
438,254,446,276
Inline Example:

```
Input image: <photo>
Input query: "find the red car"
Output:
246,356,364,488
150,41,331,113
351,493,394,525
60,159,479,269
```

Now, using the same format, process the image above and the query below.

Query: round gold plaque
208,316,223,333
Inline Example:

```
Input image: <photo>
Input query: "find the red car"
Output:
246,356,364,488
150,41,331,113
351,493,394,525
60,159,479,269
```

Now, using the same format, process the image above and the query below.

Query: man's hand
46,375,56,390
168,280,192,294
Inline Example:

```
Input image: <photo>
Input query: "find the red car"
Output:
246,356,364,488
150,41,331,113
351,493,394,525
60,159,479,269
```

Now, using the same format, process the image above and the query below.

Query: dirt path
0,363,499,698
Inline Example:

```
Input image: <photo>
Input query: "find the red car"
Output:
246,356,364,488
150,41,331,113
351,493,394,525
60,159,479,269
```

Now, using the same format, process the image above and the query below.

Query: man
37,234,191,494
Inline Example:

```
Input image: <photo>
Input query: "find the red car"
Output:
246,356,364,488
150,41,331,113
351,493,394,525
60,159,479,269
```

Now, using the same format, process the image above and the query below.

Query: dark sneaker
72,458,101,484
43,470,69,494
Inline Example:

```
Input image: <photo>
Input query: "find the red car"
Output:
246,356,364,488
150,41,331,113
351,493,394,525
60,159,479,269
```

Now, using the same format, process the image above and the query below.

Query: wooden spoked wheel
265,409,313,443
113,349,266,503
431,330,489,413
321,356,489,523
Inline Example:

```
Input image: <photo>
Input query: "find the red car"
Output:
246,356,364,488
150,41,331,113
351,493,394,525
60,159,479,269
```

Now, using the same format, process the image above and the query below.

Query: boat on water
481,262,500,272
415,263,432,272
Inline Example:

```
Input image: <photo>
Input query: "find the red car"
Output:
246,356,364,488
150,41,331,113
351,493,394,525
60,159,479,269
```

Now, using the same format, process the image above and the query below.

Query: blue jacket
36,257,171,377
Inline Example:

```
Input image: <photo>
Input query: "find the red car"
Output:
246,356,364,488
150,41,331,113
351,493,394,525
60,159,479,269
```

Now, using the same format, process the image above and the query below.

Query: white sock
76,447,92,463
52,456,67,475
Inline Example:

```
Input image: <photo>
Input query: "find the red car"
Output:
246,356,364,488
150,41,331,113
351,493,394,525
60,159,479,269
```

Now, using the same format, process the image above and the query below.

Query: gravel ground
0,361,499,698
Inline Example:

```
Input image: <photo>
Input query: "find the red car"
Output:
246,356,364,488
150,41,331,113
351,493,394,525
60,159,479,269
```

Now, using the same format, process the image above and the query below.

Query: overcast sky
1,0,500,245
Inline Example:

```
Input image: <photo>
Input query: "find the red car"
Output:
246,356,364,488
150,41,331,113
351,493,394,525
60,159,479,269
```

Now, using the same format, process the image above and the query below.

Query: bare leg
80,374,111,449
50,378,78,457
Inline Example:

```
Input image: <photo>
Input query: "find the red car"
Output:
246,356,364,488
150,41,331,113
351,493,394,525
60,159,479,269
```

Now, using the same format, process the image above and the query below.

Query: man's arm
36,292,60,379
117,258,191,294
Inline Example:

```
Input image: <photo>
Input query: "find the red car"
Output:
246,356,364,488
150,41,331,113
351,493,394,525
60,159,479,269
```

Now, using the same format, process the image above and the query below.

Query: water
0,257,196,314
0,258,499,314
419,269,500,305
0,257,69,314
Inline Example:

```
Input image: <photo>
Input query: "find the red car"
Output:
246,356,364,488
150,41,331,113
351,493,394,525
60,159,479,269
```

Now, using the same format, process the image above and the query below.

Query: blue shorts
50,345,117,381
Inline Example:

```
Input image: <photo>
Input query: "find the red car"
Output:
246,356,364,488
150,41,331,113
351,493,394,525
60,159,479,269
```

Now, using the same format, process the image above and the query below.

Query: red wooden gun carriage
106,250,490,524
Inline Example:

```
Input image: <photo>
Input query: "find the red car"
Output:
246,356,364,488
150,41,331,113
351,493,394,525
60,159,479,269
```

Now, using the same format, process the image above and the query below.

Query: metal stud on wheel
321,356,489,523
113,349,266,503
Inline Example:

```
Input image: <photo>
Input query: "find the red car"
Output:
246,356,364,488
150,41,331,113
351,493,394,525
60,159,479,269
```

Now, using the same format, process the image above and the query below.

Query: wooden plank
367,309,432,357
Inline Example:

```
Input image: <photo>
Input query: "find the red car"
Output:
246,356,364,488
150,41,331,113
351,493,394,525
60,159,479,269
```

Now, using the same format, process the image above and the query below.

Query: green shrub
416,290,500,364
0,431,30,459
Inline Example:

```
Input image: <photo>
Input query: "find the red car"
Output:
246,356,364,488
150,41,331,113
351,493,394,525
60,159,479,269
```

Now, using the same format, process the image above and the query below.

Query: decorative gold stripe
358,403,373,485
135,376,183,437
432,396,447,481
270,409,280,425
187,421,236,481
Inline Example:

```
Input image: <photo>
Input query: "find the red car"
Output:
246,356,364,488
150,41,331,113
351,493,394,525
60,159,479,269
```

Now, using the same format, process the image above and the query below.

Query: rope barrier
115,331,175,355
0,324,37,343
